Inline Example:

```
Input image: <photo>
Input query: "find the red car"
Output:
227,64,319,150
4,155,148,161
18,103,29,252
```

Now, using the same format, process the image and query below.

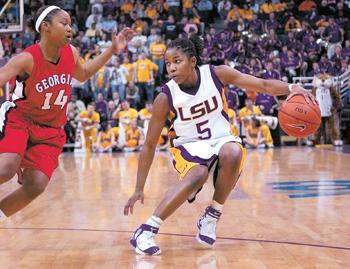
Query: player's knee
0,163,18,183
219,143,242,168
189,167,208,189
23,177,49,198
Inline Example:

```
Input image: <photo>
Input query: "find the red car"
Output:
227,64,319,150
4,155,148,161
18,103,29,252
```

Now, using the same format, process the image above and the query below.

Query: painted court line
1,226,349,251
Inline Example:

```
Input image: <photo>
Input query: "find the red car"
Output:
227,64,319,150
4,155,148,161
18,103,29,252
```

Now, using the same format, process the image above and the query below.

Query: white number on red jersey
41,89,68,110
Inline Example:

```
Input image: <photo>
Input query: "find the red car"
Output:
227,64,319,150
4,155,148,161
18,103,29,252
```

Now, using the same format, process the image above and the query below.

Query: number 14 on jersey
41,89,68,110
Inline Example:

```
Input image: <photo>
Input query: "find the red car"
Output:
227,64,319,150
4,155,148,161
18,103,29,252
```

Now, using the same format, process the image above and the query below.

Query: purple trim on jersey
209,65,224,95
173,145,218,170
178,68,201,96
169,126,178,148
221,110,229,122
161,85,176,114
209,65,230,123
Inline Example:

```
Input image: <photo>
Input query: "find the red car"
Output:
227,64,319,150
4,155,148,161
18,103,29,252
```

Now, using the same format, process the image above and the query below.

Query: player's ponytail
167,35,204,66
189,35,203,66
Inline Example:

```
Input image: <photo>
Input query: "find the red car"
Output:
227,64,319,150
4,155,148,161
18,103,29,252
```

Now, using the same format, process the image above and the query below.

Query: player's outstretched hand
124,190,144,216
112,27,136,54
287,84,318,105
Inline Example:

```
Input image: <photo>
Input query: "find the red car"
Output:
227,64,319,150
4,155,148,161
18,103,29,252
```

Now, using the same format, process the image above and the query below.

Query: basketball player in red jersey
0,6,134,221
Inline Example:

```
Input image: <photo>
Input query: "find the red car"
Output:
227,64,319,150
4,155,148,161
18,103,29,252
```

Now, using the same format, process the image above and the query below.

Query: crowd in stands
1,0,349,151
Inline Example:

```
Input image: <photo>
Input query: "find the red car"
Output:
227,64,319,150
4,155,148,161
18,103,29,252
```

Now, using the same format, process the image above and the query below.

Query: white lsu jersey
162,64,241,147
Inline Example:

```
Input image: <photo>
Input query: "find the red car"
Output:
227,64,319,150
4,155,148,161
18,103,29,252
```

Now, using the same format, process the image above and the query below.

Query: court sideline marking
0,226,349,251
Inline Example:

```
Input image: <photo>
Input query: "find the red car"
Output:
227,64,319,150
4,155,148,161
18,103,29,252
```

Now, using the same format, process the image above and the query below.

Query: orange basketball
278,94,321,138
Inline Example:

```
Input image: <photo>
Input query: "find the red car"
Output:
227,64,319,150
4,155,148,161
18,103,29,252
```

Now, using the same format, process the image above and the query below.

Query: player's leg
153,165,209,220
0,125,66,218
83,129,91,152
0,153,22,184
130,165,209,255
0,169,49,217
197,142,244,247
0,107,28,184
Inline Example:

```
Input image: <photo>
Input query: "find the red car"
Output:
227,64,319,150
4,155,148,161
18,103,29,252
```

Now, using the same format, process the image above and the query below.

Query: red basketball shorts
0,106,66,179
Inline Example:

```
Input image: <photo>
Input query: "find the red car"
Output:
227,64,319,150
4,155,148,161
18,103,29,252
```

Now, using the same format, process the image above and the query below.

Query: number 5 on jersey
196,120,212,139
41,89,68,110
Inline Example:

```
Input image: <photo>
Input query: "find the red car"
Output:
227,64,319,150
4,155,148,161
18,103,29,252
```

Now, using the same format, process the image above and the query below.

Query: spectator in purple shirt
250,58,262,77
217,32,232,56
95,92,108,122
249,14,264,34
225,86,240,110
209,45,225,65
305,35,320,62
263,61,281,80
331,45,342,64
341,40,350,60
255,93,278,116
266,30,282,53
324,18,343,59
280,46,289,62
235,56,251,74
265,13,280,33
281,50,300,80
204,33,215,53
308,62,321,76
284,32,303,52
319,55,334,73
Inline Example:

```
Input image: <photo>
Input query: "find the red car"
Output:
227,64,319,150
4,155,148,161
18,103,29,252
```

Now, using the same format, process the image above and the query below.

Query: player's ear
190,56,197,68
41,21,50,32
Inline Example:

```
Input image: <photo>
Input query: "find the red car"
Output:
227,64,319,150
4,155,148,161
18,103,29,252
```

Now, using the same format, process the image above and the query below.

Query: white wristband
288,84,297,92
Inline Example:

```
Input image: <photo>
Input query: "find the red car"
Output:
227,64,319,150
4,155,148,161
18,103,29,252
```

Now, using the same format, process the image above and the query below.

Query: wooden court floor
0,147,349,268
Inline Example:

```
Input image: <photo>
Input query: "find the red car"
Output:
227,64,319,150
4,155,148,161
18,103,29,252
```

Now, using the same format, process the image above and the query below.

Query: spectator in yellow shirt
79,103,100,153
121,56,134,83
121,0,133,14
183,0,194,16
239,98,262,125
243,118,266,149
149,36,166,78
125,120,144,151
239,98,274,147
239,4,253,21
116,100,139,126
135,53,159,107
145,3,158,20
228,108,239,136
95,122,116,152
139,101,153,135
285,16,302,32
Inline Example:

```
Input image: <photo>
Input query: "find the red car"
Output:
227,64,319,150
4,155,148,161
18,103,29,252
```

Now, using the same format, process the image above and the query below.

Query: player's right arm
0,53,33,87
124,93,170,216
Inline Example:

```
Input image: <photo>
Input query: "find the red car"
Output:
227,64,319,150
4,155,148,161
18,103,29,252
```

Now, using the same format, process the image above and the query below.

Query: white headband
35,6,61,33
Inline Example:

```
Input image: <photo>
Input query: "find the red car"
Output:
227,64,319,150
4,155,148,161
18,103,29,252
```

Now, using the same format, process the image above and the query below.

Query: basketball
278,94,321,138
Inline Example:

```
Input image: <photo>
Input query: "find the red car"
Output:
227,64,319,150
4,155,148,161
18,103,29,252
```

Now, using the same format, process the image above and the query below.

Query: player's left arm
72,28,135,82
214,65,316,104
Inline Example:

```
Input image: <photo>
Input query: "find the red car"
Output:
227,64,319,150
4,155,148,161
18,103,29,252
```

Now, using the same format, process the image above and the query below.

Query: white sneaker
130,224,161,255
196,206,221,247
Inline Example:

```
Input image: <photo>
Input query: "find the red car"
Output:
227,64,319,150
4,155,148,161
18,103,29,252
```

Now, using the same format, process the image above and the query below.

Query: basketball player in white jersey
124,35,316,255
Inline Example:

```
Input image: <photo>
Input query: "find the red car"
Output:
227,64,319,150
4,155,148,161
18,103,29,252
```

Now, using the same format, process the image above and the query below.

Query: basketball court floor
0,146,349,268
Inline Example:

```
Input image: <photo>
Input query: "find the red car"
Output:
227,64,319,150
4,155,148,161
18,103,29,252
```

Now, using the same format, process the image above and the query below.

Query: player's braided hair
167,35,204,66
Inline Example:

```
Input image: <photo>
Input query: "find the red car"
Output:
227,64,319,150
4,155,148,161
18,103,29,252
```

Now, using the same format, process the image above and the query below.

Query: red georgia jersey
12,44,75,127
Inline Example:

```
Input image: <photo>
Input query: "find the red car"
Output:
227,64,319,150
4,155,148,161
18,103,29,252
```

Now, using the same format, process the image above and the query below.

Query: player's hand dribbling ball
278,93,321,138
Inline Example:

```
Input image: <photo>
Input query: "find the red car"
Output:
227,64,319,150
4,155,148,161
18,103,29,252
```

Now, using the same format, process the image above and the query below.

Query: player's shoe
196,206,221,247
130,224,161,256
